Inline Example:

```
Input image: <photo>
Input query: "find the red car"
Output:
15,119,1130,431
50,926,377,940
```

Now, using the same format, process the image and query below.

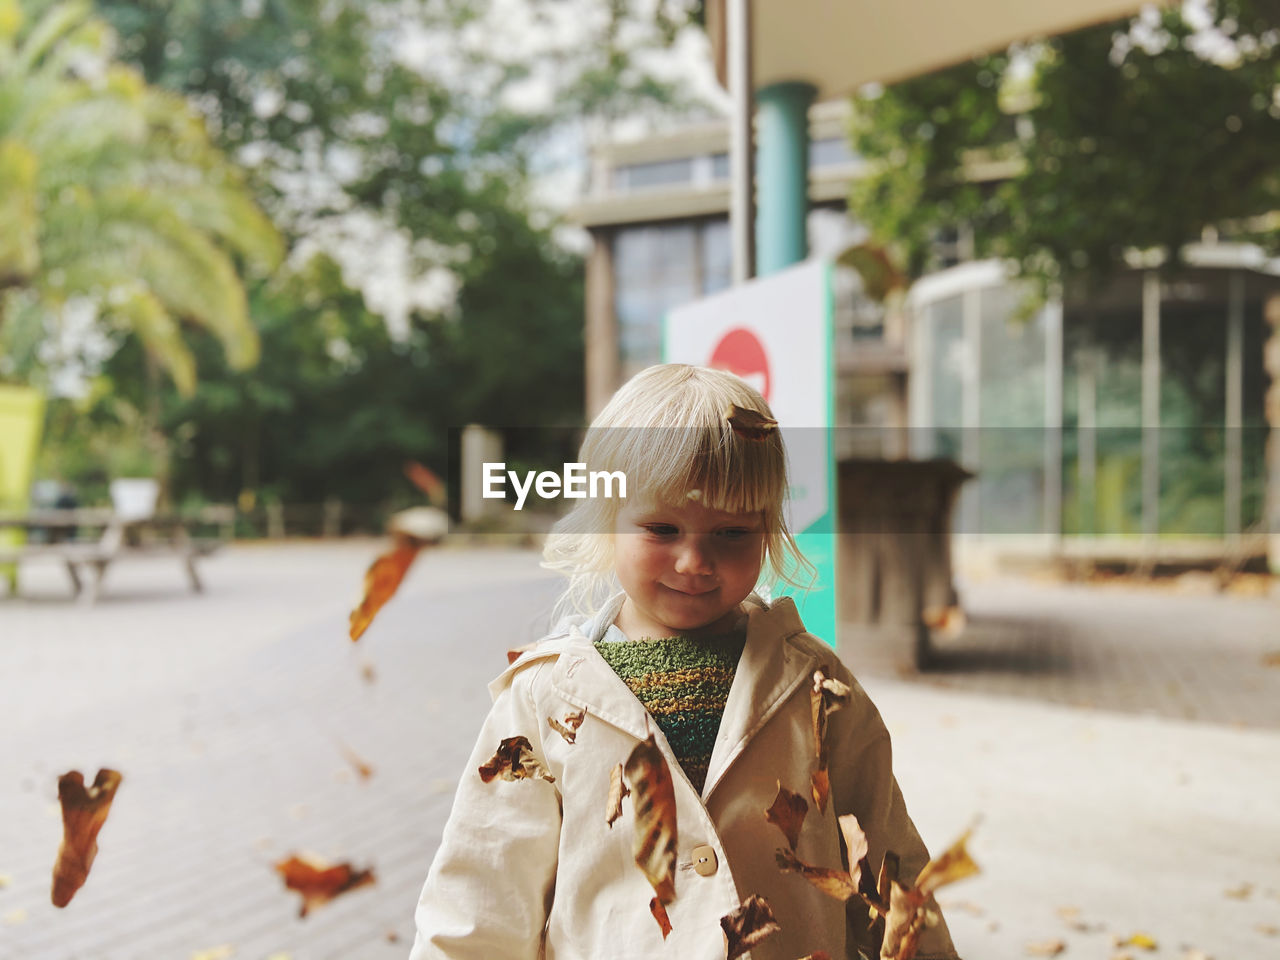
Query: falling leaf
274,853,375,918
1024,940,1067,957
190,946,235,960
336,742,375,780
1055,906,1080,921
725,404,778,441
809,669,850,813
764,782,809,851
914,829,980,895
1260,651,1280,667
385,931,401,943
775,847,859,900
649,896,673,939
1114,932,1158,951
835,242,908,302
548,709,585,744
507,642,539,664
1256,924,1279,937
624,737,678,904
605,763,630,828
404,461,446,504
0,873,10,888
478,736,555,784
1224,881,1253,899
349,539,420,641
51,768,123,908
360,662,377,684
720,894,780,960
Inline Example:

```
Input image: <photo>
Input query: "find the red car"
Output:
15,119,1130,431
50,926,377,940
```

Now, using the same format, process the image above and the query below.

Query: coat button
691,844,718,876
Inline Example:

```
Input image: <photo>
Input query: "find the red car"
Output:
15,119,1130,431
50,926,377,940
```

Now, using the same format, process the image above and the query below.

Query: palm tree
0,0,282,396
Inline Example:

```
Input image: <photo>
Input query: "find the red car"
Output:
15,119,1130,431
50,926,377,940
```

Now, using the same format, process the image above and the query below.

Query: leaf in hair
724,404,778,441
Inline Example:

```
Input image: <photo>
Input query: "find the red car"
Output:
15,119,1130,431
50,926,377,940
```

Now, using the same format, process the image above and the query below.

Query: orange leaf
720,894,781,960
810,767,830,814
404,461,446,504
274,853,375,917
725,404,778,441
764,781,808,851
548,709,585,744
649,896,673,939
51,769,122,908
775,847,859,901
337,741,375,781
625,736,679,904
1024,940,1067,957
605,762,630,828
477,736,555,784
914,829,979,896
349,540,420,641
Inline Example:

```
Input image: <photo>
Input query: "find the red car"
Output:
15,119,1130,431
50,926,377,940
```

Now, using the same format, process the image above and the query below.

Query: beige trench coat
410,594,958,960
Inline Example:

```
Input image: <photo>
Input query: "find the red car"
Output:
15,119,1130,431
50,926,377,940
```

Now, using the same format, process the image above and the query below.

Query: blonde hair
542,363,814,623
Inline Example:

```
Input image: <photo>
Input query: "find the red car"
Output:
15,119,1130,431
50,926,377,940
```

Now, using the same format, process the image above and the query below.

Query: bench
0,506,233,602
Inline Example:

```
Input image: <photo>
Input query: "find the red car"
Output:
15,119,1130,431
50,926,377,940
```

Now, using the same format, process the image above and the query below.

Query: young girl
410,364,958,960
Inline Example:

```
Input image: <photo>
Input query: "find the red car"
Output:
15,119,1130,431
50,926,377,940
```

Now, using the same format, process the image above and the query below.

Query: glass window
613,224,698,378
613,158,695,191
710,152,730,181
699,219,731,295
810,136,857,168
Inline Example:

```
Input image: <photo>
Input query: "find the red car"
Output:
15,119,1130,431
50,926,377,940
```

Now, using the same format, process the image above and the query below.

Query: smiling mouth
665,585,716,597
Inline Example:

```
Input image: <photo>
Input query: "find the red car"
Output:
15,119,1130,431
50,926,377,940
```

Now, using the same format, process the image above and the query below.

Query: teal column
755,81,816,275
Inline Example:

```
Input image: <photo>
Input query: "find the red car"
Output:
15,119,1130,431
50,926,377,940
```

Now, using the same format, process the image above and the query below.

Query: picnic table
0,505,234,602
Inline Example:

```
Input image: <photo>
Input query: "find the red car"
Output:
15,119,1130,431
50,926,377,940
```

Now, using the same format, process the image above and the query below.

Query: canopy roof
706,0,1153,99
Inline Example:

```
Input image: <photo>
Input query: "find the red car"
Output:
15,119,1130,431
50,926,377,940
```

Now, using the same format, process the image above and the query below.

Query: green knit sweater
594,630,745,793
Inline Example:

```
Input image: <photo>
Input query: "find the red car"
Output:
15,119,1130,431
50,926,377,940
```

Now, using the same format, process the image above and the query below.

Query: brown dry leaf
548,709,585,744
624,736,678,904
1224,881,1253,899
507,641,539,665
764,782,809,851
1024,940,1067,957
838,814,870,886
349,539,420,641
1256,924,1279,937
337,742,375,781
720,894,781,960
1114,932,1158,951
914,829,980,896
725,404,778,441
1263,651,1280,667
606,763,630,828
1055,905,1080,921
404,461,446,504
810,768,831,814
51,768,123,908
809,669,850,813
775,847,859,901
477,736,555,784
649,896,673,939
360,661,377,684
274,853,375,917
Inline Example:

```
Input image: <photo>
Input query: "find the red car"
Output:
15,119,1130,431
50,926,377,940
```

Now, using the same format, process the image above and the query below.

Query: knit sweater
594,630,746,793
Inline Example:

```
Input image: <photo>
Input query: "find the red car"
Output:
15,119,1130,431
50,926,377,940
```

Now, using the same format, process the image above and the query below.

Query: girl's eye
642,524,678,538
717,528,753,541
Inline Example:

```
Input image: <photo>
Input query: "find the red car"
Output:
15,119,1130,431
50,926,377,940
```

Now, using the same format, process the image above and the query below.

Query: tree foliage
849,0,1280,291
0,0,282,395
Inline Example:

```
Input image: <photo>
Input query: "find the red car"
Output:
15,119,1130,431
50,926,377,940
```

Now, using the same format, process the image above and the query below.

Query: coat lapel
702,596,817,801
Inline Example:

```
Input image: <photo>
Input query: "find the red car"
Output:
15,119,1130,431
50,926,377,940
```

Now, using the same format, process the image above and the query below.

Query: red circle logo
709,328,771,401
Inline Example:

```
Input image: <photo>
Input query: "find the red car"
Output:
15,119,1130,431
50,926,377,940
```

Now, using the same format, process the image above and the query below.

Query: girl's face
612,495,767,641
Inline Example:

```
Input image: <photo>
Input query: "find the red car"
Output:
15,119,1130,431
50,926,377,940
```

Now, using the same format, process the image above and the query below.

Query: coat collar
547,592,819,800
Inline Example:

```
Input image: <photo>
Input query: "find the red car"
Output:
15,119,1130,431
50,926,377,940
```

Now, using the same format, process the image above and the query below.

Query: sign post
664,260,837,645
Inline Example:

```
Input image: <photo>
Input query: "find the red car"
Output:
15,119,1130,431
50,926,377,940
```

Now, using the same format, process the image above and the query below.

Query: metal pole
1044,300,1064,541
1225,270,1244,541
1142,270,1161,541
728,0,755,285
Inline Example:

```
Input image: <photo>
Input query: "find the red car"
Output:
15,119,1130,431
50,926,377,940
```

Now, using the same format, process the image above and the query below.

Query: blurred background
2,1,1279,959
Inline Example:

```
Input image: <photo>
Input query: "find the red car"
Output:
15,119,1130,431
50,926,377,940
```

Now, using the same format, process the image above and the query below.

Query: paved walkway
0,542,1276,959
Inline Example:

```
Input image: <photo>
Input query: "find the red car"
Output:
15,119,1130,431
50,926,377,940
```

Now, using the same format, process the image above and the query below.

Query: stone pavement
0,542,1277,959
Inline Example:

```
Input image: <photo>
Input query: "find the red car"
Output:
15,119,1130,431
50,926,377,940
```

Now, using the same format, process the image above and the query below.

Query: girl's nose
674,538,714,576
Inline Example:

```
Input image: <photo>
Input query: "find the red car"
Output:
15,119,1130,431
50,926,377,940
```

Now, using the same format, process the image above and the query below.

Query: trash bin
837,457,972,671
